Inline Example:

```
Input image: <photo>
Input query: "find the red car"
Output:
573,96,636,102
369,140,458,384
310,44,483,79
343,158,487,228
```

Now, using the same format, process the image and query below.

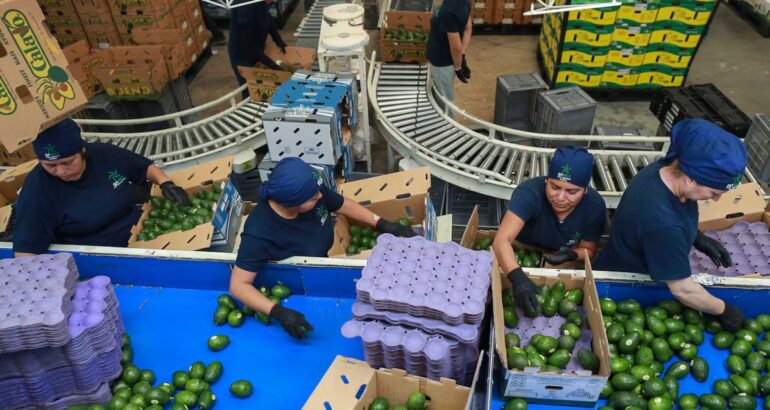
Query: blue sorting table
3,246,769,409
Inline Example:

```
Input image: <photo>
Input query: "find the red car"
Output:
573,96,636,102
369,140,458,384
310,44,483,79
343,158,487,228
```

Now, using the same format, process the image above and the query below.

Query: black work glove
376,218,417,238
279,44,287,54
160,182,191,207
270,304,314,339
461,54,471,79
507,267,541,318
718,302,745,332
267,60,284,71
543,247,579,265
454,67,469,83
693,231,732,268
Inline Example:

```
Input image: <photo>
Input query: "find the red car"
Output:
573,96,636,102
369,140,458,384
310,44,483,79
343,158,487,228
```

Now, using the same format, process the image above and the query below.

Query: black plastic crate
229,169,262,203
745,114,770,184
447,184,501,229
689,84,751,137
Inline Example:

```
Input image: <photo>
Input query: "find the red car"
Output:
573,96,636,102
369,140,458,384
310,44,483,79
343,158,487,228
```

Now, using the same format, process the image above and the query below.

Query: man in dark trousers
228,0,288,98
426,0,472,117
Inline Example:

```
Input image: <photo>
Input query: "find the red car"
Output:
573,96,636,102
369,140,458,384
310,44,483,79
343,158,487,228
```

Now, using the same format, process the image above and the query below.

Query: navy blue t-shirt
426,0,470,67
593,163,698,281
235,185,345,272
13,143,153,254
507,176,607,251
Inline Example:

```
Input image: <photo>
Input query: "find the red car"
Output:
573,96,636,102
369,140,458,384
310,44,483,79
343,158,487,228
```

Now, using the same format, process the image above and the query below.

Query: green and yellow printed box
567,3,618,25
656,0,715,25
554,65,604,88
636,66,686,88
616,0,660,24
607,41,646,66
559,43,609,68
643,42,695,68
611,21,653,46
564,21,614,46
650,19,704,47
601,62,640,87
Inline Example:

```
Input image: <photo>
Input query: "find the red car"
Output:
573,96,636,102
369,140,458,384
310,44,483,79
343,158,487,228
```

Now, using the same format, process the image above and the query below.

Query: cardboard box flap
302,356,376,409
698,182,767,223
384,11,432,29
338,167,431,205
151,156,233,194
265,43,316,70
0,204,12,233
459,205,481,249
583,258,611,378
0,159,38,201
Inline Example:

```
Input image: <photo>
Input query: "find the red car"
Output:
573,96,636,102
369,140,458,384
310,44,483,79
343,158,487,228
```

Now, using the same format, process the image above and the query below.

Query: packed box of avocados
128,156,246,251
459,205,580,269
492,260,611,406
328,167,436,259
0,0,88,154
237,43,316,102
380,11,431,63
302,355,475,410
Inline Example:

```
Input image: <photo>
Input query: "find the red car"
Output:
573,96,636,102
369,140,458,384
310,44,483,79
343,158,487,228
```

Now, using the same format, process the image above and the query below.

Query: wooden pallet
472,23,541,35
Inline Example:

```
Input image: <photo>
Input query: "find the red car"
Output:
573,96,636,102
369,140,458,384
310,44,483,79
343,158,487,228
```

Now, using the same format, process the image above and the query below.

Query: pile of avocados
136,185,222,242
213,286,291,327
346,218,412,256
368,391,426,410
502,281,599,381
383,27,428,42
593,297,770,410
471,238,541,268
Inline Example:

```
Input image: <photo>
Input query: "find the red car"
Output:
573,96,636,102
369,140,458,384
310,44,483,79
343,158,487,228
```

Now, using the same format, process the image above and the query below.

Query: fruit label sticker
2,9,78,112
0,76,16,115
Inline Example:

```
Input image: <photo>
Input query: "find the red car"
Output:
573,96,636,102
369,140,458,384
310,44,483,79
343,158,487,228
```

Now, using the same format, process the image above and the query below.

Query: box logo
2,9,78,110
726,174,741,191
0,76,17,115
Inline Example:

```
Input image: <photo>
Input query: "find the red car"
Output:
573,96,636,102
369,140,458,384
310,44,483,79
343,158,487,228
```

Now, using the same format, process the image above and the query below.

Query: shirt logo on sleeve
43,144,60,160
108,170,126,189
557,164,572,182
316,206,329,226
726,174,742,190
566,231,582,248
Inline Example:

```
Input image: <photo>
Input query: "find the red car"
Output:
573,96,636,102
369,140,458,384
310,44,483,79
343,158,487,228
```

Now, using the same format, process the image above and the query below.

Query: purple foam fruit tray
690,222,770,276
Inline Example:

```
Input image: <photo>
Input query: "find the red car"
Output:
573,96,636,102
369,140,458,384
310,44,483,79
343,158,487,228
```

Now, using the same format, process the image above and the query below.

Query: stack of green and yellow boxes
538,0,717,89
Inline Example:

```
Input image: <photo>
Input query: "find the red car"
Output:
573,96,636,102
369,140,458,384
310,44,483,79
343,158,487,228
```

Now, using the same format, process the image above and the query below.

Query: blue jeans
430,64,455,118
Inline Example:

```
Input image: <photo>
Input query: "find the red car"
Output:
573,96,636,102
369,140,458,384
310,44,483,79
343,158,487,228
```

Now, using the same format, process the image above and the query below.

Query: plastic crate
594,125,657,151
533,86,597,137
745,113,770,184
447,183,502,237
429,177,448,216
689,84,752,137
494,73,548,141
229,169,262,203
73,94,139,134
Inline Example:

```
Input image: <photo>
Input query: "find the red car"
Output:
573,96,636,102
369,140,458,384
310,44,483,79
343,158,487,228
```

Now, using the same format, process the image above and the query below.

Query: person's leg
429,64,456,118
200,1,225,44
230,60,249,100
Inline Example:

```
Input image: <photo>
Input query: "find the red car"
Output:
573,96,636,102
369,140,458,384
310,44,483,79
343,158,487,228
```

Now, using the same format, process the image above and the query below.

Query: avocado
617,299,641,314
756,314,770,330
502,288,516,307
662,375,679,400
640,378,667,399
665,361,689,379
229,380,253,398
699,394,727,410
713,332,735,349
145,388,170,406
558,335,576,352
729,394,757,410
188,361,206,379
743,369,760,393
132,381,151,396
272,284,291,299
658,299,683,315
677,343,698,360
690,357,708,382
684,324,704,345
558,299,577,317
600,381,614,398
505,333,521,348
610,373,640,391
726,354,746,374
630,365,654,382
610,357,631,374
121,346,133,365
115,387,132,400
197,390,216,410
122,365,141,384
607,391,647,409
729,374,754,395
175,391,198,407
678,393,698,409
501,398,528,410
207,335,230,352
577,348,599,372
664,318,685,334
227,309,245,327
504,306,519,328
618,331,641,354
528,352,546,368
607,323,625,343
561,323,582,339
534,335,558,355
600,298,617,315
634,346,654,366
564,288,583,305
759,373,770,395
172,370,190,389
128,395,147,408
509,352,528,370
746,351,766,371
713,378,736,399
647,395,673,410
566,311,584,327
651,338,674,362
185,378,210,395
369,397,389,410
407,391,426,410
646,316,667,337
204,361,223,383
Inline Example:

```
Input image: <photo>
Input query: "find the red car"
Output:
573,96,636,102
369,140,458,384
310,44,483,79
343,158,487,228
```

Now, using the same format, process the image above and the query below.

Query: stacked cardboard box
63,40,105,99
237,43,316,103
379,11,430,63
538,0,717,89
71,0,122,48
91,45,170,100
38,0,86,46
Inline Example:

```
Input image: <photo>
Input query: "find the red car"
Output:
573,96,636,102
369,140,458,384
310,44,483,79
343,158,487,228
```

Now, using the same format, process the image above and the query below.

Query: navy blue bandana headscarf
33,118,85,161
660,119,747,191
258,157,321,207
548,146,594,188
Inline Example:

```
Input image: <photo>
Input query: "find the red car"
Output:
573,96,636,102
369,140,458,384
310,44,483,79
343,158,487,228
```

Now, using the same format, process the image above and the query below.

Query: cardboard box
84,24,122,48
130,29,196,79
210,179,247,251
328,167,436,259
63,40,106,98
72,0,112,15
258,152,339,192
237,44,316,102
380,11,430,63
492,260,611,406
128,156,233,251
113,12,175,39
0,159,38,201
303,356,472,410
107,0,173,21
93,45,170,100
698,182,769,232
0,0,88,153
0,144,37,166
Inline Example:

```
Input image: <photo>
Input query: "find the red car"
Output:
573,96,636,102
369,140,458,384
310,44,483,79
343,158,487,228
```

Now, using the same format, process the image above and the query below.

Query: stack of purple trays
689,221,770,277
0,254,123,410
342,234,492,386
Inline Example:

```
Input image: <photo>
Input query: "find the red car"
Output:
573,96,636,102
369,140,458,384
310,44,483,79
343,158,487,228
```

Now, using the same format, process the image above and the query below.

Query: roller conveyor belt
74,87,268,169
370,64,764,208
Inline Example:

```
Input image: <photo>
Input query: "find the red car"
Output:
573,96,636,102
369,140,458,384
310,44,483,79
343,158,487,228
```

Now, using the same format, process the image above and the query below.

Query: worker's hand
718,302,745,332
507,267,541,317
376,218,417,238
543,247,579,265
454,67,469,83
270,304,314,339
693,232,732,267
268,61,285,71
160,182,191,207
461,55,471,80
278,44,287,54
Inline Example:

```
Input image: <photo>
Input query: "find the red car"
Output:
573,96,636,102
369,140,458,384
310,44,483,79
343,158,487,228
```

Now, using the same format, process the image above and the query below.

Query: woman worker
230,158,417,339
594,119,746,331
492,146,607,316
13,118,190,256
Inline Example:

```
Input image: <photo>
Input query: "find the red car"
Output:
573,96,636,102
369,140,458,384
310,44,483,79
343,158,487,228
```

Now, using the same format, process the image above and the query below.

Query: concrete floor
188,2,769,173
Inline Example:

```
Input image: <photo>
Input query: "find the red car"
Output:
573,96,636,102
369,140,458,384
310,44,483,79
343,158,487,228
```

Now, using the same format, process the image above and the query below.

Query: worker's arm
461,14,472,53
146,164,191,206
665,277,724,315
336,197,417,237
447,32,464,69
574,240,597,261
229,266,277,315
492,210,525,273
145,164,171,185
